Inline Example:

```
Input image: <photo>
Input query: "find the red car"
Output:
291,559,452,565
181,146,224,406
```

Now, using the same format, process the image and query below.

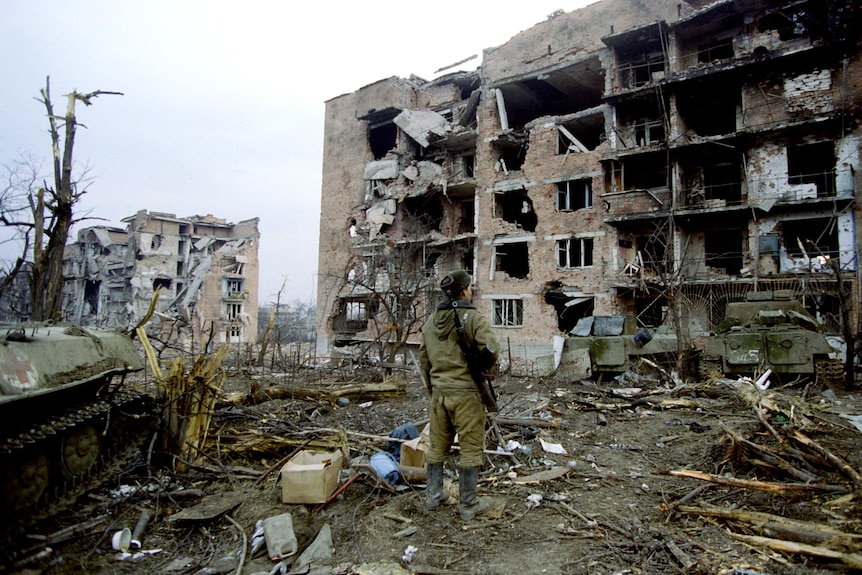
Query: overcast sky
1,1,593,304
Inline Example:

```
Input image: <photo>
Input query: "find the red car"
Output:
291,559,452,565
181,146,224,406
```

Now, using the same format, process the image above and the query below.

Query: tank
700,290,842,384
0,322,148,515
566,315,687,377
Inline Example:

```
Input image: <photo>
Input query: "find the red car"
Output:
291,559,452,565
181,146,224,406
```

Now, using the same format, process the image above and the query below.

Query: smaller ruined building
63,210,260,350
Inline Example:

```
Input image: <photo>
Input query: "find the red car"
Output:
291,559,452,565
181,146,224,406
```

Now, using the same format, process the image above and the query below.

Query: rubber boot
458,466,492,522
425,462,446,511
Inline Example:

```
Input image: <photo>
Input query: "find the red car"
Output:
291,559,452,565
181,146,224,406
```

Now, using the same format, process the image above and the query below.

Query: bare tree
324,238,435,367
0,77,121,321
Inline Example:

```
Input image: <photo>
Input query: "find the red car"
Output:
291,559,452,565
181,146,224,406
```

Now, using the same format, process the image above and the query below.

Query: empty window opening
557,115,604,154
614,33,667,90
781,217,839,259
494,138,527,172
151,235,162,250
492,298,524,327
458,199,475,234
178,240,187,256
632,118,665,147
635,292,666,328
153,278,172,292
804,292,840,332
402,194,443,234
495,57,604,130
705,230,743,276
703,162,743,203
544,286,594,332
387,293,416,323
758,1,827,42
465,155,475,178
226,303,244,341
636,234,668,275
334,297,373,333
788,141,835,197
346,301,367,322
83,280,100,315
176,261,184,276
697,37,734,63
677,82,738,136
460,249,474,277
494,242,530,279
556,179,593,211
227,302,243,321
440,155,475,183
557,237,595,269
494,190,537,232
369,122,397,160
225,278,244,297
605,154,668,192
615,96,667,148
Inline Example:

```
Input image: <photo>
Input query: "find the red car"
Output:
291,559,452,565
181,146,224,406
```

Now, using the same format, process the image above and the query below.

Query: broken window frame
386,293,416,323
618,52,666,90
556,179,594,212
345,300,367,322
224,278,244,297
556,237,595,269
605,160,623,193
227,302,243,321
631,117,665,147
492,298,523,328
697,36,735,64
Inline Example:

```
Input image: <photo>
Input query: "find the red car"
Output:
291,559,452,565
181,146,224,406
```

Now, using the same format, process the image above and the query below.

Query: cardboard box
280,449,343,504
400,438,426,468
399,423,429,468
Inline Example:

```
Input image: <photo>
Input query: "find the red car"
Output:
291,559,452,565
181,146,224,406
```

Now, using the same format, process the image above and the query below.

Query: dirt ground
6,362,862,575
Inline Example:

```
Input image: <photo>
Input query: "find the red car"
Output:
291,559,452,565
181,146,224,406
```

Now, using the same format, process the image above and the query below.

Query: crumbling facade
63,210,260,349
317,0,861,368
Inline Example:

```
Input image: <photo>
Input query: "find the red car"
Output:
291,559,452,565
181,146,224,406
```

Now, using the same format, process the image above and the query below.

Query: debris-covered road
7,364,862,575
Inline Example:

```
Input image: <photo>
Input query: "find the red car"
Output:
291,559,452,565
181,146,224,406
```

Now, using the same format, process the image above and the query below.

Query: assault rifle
450,300,499,413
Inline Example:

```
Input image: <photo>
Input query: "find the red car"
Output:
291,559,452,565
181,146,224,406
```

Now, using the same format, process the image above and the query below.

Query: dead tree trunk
29,77,121,321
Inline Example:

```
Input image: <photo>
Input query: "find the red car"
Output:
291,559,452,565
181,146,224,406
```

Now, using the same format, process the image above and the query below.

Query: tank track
815,357,846,389
0,383,156,535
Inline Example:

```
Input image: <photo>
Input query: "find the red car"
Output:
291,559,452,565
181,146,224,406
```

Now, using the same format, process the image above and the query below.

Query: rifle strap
449,301,473,358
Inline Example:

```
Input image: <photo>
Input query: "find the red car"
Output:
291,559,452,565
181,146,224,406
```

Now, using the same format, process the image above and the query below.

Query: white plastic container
262,512,298,560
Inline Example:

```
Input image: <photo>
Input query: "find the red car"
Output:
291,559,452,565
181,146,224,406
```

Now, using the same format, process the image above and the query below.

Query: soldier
419,270,498,521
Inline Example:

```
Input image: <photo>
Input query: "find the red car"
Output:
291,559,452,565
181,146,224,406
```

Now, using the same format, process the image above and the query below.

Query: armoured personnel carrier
566,315,687,377
0,322,149,518
700,290,842,384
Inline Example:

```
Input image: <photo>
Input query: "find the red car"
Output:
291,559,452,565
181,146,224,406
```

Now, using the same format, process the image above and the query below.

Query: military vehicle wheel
0,449,50,510
59,424,101,478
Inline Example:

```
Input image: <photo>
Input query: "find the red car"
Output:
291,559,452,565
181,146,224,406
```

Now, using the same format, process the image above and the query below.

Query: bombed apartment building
63,210,260,350
317,0,862,369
